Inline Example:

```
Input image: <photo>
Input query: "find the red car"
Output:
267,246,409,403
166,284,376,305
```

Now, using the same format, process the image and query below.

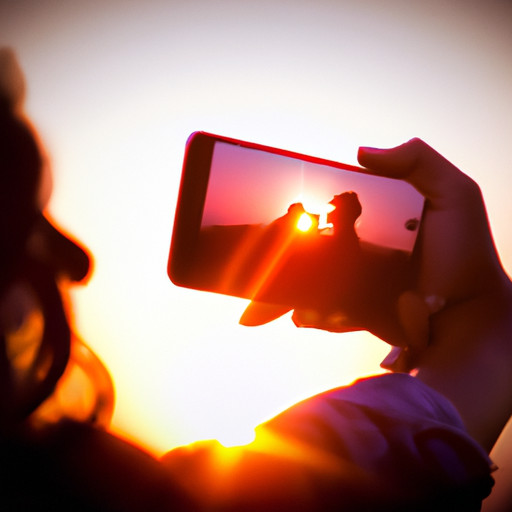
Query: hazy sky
1,0,511,459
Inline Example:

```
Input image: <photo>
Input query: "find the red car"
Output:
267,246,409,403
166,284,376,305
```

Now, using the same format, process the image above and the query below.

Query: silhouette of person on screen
297,191,364,317
328,191,362,246
267,202,320,240
276,202,308,228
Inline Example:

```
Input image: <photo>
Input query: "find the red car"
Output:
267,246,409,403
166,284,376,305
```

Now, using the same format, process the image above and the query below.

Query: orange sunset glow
1,1,511,483
297,212,314,232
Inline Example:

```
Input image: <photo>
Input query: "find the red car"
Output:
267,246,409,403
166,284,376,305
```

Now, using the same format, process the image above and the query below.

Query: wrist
415,279,512,452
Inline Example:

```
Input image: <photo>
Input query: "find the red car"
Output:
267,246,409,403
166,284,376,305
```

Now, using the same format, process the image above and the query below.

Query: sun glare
218,429,257,448
296,212,313,232
319,203,335,230
293,200,335,231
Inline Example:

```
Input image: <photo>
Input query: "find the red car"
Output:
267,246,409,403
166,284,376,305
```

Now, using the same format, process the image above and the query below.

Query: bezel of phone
168,132,425,311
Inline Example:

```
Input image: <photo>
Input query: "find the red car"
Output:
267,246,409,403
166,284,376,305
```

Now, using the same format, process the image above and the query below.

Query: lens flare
296,212,313,232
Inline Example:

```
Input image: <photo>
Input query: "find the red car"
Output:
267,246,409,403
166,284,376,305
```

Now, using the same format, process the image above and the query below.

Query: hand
241,139,507,370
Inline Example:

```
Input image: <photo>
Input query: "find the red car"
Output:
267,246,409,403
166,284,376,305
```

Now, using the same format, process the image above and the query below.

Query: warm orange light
319,203,335,230
290,194,335,230
218,429,257,448
296,212,313,232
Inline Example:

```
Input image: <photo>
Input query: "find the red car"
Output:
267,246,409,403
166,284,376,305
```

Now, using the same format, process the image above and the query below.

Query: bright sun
296,212,314,232
292,198,335,232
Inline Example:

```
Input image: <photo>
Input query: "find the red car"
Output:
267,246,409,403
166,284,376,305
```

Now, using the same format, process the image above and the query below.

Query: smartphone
168,132,424,312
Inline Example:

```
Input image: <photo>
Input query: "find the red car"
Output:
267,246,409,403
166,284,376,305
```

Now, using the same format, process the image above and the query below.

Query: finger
380,346,416,373
239,301,291,326
357,138,478,208
397,291,432,353
359,139,499,299
291,309,364,333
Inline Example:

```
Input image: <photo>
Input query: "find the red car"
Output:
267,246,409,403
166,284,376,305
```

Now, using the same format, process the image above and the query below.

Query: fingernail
291,309,319,327
358,146,382,153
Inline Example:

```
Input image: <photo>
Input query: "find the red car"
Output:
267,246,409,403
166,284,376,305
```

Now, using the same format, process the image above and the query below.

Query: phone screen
169,133,425,312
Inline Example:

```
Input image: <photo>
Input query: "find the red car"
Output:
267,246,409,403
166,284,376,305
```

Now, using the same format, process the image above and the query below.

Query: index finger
357,138,480,209
358,138,499,301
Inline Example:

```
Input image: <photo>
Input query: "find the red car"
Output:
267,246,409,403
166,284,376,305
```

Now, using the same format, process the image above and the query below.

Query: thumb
380,291,446,372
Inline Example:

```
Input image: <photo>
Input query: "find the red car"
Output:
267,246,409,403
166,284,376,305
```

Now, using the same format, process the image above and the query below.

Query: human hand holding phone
246,138,507,371
169,133,424,341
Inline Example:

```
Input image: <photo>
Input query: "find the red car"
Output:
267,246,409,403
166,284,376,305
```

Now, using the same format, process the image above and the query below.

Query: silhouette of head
0,48,91,425
328,192,362,231
0,51,41,293
1,48,90,290
287,202,306,218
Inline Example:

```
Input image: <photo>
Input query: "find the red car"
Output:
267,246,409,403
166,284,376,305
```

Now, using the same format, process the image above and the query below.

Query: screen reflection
194,142,424,311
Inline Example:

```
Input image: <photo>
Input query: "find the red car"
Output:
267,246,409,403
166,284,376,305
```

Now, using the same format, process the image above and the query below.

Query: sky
1,0,511,463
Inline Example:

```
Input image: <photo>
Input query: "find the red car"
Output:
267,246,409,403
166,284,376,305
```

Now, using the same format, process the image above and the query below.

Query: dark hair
0,102,41,292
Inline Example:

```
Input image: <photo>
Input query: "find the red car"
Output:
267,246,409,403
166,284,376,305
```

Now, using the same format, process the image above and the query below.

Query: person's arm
356,139,512,453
